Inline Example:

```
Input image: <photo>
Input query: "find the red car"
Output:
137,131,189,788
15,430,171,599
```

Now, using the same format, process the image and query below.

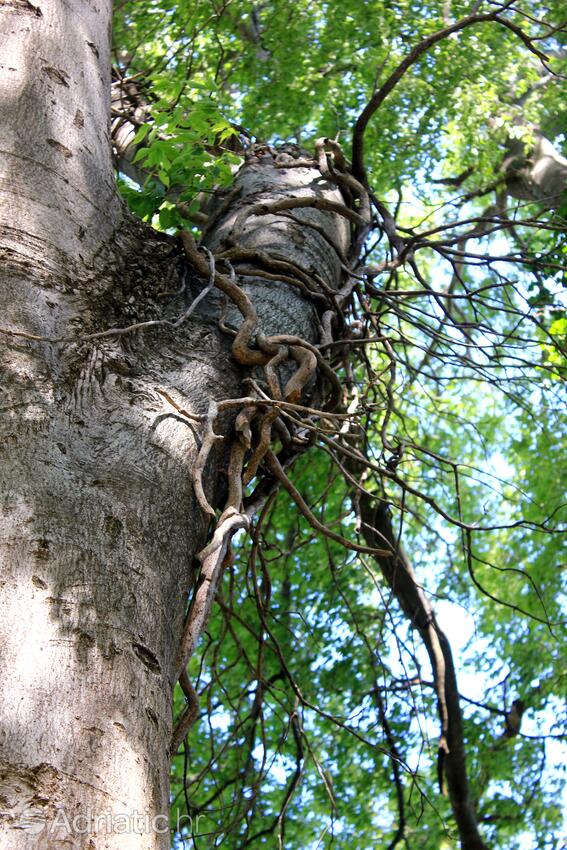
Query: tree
0,1,565,849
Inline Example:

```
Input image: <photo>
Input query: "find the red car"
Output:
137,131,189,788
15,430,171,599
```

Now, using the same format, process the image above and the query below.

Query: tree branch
352,8,549,182
358,496,491,850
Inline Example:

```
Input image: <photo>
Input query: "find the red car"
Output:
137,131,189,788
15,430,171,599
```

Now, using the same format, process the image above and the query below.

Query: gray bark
505,133,567,206
111,74,153,189
0,4,349,848
0,3,226,847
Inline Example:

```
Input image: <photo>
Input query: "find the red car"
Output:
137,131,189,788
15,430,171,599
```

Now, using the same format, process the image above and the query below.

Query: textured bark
202,149,349,342
0,4,350,848
0,4,228,848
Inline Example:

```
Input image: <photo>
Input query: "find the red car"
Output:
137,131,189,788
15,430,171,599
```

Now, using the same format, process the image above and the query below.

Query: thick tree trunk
0,3,217,847
0,4,350,848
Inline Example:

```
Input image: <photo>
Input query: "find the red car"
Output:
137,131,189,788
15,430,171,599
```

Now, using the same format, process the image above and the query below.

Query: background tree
0,2,565,850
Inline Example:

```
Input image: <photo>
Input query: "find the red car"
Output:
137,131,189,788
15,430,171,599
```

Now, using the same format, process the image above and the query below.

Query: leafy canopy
112,2,566,848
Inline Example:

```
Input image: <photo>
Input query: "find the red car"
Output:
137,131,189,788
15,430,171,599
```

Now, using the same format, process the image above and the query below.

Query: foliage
112,1,566,848
117,104,240,229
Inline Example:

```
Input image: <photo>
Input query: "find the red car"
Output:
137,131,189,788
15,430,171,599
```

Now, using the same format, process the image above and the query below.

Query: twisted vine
171,139,372,751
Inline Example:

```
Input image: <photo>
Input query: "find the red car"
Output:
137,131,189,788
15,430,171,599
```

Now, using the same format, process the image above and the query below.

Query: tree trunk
0,4,350,847
0,3,217,846
505,133,567,206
